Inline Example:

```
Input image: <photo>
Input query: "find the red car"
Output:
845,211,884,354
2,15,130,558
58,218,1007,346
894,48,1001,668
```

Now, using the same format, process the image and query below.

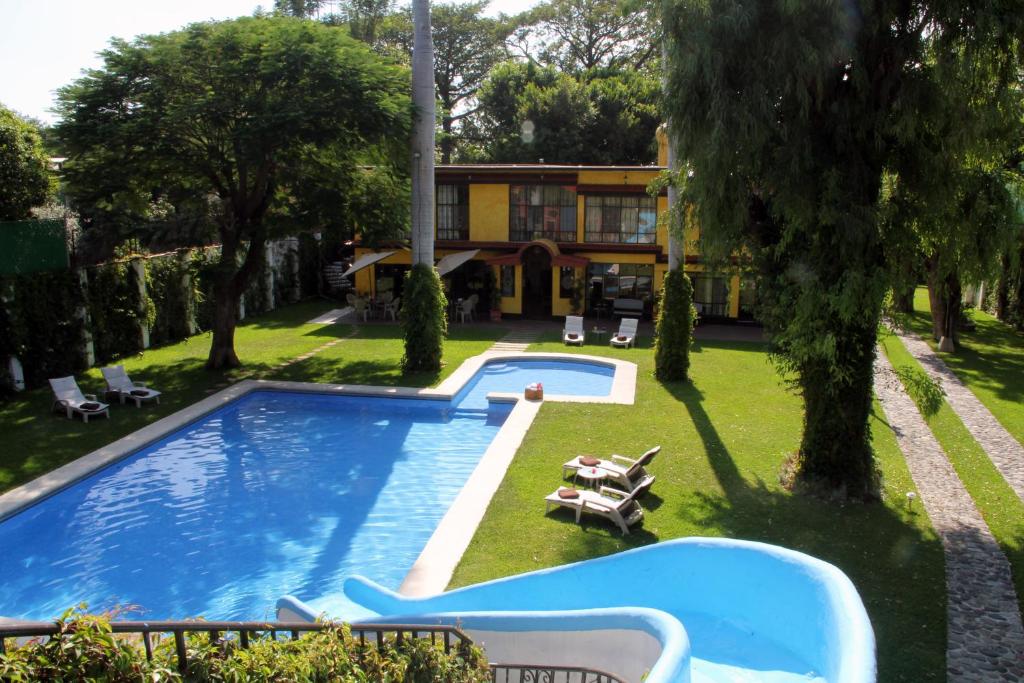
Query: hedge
0,610,491,682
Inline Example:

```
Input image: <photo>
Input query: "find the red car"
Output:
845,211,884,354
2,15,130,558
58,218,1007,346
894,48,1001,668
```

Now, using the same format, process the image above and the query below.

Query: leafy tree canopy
375,1,515,162
56,16,411,368
662,0,1023,498
469,60,659,164
510,0,657,74
0,104,54,221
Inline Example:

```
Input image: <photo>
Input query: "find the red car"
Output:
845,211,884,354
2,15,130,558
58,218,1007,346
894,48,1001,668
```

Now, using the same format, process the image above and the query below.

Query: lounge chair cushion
579,456,600,467
558,488,580,499
80,402,102,411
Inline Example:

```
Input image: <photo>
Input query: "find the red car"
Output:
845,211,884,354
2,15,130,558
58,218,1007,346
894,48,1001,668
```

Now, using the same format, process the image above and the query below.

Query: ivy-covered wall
2,239,319,391
0,270,87,388
85,261,152,365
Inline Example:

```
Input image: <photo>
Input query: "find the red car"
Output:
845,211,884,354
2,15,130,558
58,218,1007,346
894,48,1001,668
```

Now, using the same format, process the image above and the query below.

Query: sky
0,0,540,124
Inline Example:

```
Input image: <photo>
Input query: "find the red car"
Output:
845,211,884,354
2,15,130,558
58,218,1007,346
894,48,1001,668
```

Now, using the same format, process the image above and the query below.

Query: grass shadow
655,377,946,681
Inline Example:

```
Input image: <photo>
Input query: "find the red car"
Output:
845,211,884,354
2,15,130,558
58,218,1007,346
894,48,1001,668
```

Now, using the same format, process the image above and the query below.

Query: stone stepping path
895,329,1024,504
202,330,358,394
874,349,1024,681
487,324,548,352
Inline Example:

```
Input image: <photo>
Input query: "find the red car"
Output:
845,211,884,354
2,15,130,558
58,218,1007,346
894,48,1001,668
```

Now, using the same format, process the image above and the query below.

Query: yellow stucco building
352,135,746,321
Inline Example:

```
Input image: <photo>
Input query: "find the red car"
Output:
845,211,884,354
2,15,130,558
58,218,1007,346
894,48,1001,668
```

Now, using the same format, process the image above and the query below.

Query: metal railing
0,620,472,674
490,663,627,683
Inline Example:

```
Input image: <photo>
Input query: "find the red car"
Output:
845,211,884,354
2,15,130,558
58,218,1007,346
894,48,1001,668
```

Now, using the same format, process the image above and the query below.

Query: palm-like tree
410,0,435,266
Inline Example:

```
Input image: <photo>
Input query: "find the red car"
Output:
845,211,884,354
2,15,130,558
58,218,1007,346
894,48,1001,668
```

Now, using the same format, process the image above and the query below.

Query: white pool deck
0,351,637,598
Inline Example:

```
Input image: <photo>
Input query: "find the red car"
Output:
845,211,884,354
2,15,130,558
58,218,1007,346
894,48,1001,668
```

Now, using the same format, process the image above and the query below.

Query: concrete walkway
874,349,1024,681
896,330,1024,505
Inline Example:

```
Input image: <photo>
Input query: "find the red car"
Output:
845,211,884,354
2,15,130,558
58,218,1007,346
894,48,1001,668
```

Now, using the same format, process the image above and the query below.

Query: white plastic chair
385,296,401,321
458,296,476,323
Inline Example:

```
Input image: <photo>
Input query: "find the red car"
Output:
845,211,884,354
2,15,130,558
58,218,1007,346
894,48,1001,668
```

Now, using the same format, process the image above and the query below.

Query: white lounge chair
49,376,110,422
101,365,161,408
610,318,639,349
563,315,585,345
563,446,660,493
544,485,645,535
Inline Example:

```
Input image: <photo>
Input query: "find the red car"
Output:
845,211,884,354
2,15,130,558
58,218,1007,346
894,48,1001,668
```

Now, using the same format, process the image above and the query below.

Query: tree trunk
440,113,453,164
925,257,960,348
410,0,436,267
892,284,915,315
796,320,879,500
995,251,1010,320
207,277,241,369
205,216,268,370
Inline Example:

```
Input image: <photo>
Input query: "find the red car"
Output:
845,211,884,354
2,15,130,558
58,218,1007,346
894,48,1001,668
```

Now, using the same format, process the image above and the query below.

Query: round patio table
574,466,608,489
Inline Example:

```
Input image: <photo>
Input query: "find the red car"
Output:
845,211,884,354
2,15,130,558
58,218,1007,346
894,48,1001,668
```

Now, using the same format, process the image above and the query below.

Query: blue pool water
0,359,614,621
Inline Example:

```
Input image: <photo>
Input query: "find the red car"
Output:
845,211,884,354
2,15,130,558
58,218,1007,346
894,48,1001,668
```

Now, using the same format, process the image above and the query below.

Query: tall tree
471,61,659,164
403,0,447,374
57,17,410,369
410,0,436,268
374,2,513,163
509,0,657,73
0,105,54,221
661,0,1022,498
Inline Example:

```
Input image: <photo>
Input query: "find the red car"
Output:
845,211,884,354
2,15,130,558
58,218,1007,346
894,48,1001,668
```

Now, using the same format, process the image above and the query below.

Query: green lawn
881,330,1024,618
452,333,946,681
906,286,1024,447
0,301,506,494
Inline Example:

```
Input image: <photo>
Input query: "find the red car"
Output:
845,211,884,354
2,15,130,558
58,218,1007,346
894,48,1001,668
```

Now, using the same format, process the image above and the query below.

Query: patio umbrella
435,249,480,276
342,251,395,278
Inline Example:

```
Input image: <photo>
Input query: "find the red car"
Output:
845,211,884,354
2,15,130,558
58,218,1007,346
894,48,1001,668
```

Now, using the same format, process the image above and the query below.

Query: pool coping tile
0,352,637,603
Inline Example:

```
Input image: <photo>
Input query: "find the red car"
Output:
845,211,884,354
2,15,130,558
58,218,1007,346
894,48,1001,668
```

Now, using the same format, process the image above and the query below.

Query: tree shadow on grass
657,376,947,681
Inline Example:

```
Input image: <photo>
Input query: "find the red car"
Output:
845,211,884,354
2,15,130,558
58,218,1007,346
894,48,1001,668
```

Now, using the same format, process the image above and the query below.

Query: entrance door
521,246,552,318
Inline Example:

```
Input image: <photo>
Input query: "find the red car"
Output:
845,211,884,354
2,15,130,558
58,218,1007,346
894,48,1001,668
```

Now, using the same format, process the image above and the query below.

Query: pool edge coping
0,351,637,590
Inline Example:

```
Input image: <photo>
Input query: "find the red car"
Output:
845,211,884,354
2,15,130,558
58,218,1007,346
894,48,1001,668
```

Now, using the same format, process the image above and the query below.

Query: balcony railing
0,620,472,674
1,619,629,682
490,663,626,683
509,228,577,243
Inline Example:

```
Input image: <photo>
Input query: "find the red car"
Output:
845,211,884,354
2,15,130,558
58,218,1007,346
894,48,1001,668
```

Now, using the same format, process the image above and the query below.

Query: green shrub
401,263,448,373
0,610,491,682
654,268,695,381
894,365,945,418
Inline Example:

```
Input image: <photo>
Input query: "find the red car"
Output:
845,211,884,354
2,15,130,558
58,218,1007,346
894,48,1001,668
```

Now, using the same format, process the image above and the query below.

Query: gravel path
894,330,1024,504
874,349,1024,681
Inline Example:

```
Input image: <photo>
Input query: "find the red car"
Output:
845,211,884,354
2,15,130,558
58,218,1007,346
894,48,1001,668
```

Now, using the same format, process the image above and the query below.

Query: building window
692,275,730,317
500,265,516,297
584,195,657,244
509,185,577,242
587,263,654,309
437,185,469,240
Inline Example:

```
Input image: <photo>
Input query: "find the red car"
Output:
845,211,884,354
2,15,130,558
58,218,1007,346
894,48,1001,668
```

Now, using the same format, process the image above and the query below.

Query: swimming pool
0,357,620,621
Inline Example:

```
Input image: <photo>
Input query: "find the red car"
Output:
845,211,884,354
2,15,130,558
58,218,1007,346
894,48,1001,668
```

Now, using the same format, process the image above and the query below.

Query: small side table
574,466,608,489
590,327,608,345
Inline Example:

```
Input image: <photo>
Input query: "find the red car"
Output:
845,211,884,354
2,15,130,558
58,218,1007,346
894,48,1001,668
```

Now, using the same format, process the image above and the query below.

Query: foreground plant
0,609,490,682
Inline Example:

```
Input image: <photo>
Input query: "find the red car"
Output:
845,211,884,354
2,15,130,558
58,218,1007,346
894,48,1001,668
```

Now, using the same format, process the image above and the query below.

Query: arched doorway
521,245,552,318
